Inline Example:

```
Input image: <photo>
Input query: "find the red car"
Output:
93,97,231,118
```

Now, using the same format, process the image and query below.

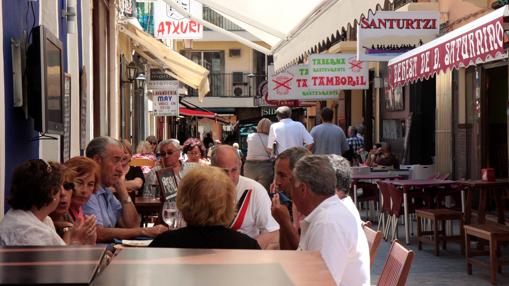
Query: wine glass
162,201,178,229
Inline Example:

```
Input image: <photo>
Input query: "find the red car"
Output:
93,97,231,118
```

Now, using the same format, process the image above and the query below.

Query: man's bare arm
256,230,279,249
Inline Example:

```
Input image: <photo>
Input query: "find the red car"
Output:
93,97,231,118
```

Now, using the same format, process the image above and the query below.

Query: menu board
61,73,71,162
156,167,179,202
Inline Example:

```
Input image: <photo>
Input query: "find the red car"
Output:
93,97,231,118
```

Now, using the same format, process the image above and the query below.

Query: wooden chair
363,224,383,269
415,208,464,256
377,240,415,286
130,157,156,168
464,223,509,285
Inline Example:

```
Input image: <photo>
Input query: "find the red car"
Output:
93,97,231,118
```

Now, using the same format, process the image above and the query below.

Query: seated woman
149,166,260,249
182,138,209,165
0,160,66,246
119,140,145,195
50,159,97,245
365,142,399,169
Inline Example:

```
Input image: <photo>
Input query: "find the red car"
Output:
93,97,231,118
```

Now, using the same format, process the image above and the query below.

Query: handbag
256,133,275,162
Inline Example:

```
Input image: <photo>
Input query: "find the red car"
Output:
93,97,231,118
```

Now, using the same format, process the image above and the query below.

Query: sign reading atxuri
153,0,203,40
357,11,440,61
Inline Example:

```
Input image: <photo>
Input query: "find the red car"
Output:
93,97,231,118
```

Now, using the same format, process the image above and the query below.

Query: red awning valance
388,6,509,89
179,108,216,118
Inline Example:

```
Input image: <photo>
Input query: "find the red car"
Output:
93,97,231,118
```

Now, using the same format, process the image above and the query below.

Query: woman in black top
149,166,260,250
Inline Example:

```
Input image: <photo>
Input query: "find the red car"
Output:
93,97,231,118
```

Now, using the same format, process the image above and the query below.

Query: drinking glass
162,201,178,229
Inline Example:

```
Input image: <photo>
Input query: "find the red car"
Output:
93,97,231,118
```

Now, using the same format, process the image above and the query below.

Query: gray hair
327,154,352,192
210,144,240,166
276,106,291,119
136,140,153,153
293,155,336,196
158,139,180,152
86,136,121,158
277,147,311,170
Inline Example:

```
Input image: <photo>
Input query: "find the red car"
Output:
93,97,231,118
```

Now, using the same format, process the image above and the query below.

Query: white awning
388,6,509,89
163,0,390,72
119,22,210,101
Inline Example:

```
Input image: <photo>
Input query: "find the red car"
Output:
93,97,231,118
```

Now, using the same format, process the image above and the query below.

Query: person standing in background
310,107,348,155
244,118,274,190
267,106,314,156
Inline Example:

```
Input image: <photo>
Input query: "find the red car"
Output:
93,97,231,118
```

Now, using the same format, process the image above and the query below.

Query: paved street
370,222,509,286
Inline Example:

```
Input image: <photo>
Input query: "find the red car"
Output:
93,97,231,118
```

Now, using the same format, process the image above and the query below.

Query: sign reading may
308,54,369,90
268,64,339,101
357,11,439,61
149,69,179,116
153,0,203,40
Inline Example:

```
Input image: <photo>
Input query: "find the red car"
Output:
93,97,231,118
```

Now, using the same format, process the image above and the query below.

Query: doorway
482,64,508,178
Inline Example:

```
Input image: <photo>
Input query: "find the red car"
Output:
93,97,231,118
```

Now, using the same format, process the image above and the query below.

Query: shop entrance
482,64,508,178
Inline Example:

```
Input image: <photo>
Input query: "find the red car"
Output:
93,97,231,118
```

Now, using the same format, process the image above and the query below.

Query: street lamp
135,73,146,89
127,61,138,82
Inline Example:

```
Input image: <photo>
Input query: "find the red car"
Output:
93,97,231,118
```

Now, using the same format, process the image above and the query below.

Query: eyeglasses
63,182,75,191
150,142,157,146
160,150,178,157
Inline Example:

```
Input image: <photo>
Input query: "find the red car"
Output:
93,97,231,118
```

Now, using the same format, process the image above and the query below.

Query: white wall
0,0,5,217
81,0,93,144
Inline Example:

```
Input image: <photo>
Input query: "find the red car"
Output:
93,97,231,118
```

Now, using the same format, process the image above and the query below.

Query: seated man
211,145,279,249
272,155,370,285
84,136,167,242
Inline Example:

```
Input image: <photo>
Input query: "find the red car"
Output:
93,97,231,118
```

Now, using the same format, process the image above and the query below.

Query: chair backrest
377,181,392,214
377,240,415,286
363,224,383,269
386,182,403,217
130,157,156,168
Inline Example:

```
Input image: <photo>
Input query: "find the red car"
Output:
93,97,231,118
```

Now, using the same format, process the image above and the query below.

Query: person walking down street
267,106,314,156
310,107,348,155
244,118,274,190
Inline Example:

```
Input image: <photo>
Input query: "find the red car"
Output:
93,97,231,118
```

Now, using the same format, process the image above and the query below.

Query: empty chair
377,181,394,240
411,165,435,180
363,224,383,269
377,240,415,286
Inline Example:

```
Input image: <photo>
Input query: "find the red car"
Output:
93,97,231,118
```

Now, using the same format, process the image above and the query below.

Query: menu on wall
61,73,71,162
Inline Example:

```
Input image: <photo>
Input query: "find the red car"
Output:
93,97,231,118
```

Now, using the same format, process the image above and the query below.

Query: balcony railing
202,7,243,31
187,73,261,97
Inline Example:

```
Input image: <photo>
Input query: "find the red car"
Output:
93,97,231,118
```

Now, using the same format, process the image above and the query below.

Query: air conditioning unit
229,49,241,57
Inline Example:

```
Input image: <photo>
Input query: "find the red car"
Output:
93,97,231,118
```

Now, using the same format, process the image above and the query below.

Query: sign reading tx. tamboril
268,64,340,101
153,0,203,40
308,54,368,90
357,11,440,61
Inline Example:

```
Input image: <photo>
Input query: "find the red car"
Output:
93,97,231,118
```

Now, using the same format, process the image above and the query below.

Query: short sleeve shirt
83,186,123,228
267,118,314,154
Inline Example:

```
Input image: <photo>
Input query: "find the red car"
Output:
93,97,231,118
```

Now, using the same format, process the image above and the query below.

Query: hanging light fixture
135,73,146,89
127,61,138,81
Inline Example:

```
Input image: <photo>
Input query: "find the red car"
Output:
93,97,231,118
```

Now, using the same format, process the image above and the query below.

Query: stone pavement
369,222,509,286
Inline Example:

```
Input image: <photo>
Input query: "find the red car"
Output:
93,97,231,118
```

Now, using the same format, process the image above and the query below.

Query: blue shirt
83,186,123,228
310,123,349,155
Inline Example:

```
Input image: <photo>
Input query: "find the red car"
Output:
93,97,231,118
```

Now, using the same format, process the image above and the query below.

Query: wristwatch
121,196,133,204
62,226,71,233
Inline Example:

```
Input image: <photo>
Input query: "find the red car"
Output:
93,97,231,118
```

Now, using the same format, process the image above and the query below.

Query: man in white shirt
211,145,279,248
267,106,314,156
272,155,370,286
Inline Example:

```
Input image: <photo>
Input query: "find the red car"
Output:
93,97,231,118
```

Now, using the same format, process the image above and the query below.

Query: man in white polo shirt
273,155,370,285
267,106,314,156
211,145,279,249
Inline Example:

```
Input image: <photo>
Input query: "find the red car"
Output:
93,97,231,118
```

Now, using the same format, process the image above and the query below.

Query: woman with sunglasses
142,139,197,200
49,158,97,245
0,160,71,246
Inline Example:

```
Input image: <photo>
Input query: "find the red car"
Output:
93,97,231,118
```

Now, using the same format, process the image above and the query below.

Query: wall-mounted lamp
127,61,138,81
135,73,146,89
62,0,77,34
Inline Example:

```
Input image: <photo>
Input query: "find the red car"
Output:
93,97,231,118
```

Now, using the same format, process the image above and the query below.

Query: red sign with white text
388,9,507,88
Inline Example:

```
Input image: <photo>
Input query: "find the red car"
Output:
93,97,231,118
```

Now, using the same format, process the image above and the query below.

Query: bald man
211,145,279,249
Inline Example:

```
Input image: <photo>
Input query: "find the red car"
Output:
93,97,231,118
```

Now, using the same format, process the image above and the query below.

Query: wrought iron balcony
187,72,262,97
202,7,243,31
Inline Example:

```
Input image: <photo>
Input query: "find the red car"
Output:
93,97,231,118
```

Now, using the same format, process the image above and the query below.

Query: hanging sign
308,53,369,90
153,0,203,40
153,90,179,116
388,7,507,89
268,64,340,101
357,11,440,61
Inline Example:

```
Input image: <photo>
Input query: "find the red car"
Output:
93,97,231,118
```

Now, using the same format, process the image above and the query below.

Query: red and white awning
388,6,509,89
179,108,216,118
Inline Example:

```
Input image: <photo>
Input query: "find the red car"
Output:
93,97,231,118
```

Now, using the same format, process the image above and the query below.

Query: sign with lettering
153,88,179,116
268,64,340,101
357,11,439,61
388,7,507,88
308,54,369,90
153,0,203,40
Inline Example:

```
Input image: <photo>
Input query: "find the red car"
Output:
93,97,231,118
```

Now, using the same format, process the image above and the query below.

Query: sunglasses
63,182,75,191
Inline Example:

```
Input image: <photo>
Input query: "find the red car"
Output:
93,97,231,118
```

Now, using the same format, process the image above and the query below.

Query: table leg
461,190,465,213
464,187,473,225
404,192,409,245
478,188,487,224
494,188,505,224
